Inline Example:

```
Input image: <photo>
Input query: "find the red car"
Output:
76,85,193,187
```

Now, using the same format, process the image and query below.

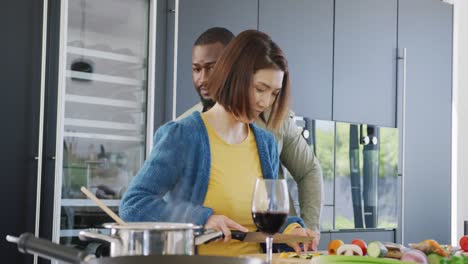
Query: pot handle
79,230,121,246
6,233,94,264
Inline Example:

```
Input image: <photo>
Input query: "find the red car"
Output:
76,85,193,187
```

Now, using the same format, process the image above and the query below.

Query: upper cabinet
258,0,398,126
333,0,398,127
167,0,448,132
258,0,334,121
397,0,453,244
174,0,258,117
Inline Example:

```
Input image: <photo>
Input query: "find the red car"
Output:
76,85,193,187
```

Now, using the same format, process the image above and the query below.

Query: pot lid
102,222,202,230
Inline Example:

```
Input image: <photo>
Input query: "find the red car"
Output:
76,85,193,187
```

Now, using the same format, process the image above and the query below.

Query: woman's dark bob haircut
207,29,290,131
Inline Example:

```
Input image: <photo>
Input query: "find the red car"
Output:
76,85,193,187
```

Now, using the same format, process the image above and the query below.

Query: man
179,27,323,250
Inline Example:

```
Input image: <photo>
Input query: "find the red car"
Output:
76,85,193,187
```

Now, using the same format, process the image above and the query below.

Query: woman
120,30,309,256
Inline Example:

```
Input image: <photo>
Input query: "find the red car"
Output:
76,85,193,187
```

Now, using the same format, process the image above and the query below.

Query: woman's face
250,68,284,121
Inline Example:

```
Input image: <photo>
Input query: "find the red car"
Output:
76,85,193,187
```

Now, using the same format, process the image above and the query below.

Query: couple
119,29,322,256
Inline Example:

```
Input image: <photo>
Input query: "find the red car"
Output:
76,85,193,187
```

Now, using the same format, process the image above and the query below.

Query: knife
195,229,314,244
232,231,315,243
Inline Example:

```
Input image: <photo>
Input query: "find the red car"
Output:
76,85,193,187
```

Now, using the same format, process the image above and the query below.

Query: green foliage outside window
312,121,399,230
314,123,398,179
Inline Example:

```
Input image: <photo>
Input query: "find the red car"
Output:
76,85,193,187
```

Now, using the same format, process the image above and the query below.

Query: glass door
52,0,156,247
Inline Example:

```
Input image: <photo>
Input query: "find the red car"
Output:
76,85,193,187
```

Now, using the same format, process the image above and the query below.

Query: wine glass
251,178,289,264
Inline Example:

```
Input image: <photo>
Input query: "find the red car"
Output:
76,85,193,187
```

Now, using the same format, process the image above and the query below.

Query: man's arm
279,116,323,232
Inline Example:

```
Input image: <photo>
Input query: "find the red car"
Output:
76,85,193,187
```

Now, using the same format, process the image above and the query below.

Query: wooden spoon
80,186,126,225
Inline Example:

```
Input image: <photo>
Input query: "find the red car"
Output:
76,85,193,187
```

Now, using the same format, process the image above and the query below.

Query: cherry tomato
460,236,468,252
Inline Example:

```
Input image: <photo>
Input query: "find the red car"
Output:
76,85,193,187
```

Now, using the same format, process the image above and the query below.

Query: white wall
453,0,468,244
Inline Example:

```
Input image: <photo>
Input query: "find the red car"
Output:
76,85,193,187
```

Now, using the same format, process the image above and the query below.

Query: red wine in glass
251,212,287,235
251,179,289,264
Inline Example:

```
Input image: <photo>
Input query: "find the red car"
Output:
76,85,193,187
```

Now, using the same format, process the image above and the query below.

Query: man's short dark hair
193,27,235,47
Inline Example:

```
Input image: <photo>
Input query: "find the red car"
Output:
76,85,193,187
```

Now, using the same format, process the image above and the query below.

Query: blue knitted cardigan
120,111,304,228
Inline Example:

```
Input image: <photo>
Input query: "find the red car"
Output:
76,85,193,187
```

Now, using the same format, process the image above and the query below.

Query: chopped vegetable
351,239,368,256
385,248,404,259
424,239,441,249
382,242,406,259
426,253,443,264
299,253,314,259
411,239,449,257
328,239,344,255
367,241,388,258
383,241,406,251
336,244,363,256
279,252,317,259
401,250,428,264
449,255,464,264
411,241,432,254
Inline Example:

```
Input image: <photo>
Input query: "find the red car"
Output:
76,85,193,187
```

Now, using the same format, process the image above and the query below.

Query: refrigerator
33,0,158,262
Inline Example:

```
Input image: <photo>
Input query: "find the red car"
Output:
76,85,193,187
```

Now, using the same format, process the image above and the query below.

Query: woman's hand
307,229,320,251
286,227,320,253
205,215,249,242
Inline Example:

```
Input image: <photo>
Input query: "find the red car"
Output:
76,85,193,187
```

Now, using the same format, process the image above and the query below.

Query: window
295,119,399,230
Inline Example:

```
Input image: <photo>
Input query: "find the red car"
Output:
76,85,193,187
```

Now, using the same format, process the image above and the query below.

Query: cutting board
243,253,318,264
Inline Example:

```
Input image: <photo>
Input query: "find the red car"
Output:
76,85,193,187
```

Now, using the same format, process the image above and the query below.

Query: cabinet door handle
398,48,407,177
397,47,407,245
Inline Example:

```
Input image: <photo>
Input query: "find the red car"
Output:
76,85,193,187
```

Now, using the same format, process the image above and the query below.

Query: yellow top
198,114,263,256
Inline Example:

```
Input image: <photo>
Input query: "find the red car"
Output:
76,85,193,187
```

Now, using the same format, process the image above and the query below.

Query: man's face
192,42,225,107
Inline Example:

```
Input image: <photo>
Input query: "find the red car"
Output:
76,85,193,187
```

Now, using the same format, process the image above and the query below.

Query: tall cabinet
258,0,334,121
333,0,398,127
0,0,43,263
397,0,453,244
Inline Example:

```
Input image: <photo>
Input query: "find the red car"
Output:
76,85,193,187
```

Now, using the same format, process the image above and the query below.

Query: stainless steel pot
7,232,266,264
79,222,221,257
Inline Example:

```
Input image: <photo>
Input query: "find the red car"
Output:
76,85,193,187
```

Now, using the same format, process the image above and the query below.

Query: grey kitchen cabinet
174,0,258,117
0,0,43,263
258,0,334,120
397,0,453,244
317,232,331,251
333,0,398,127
